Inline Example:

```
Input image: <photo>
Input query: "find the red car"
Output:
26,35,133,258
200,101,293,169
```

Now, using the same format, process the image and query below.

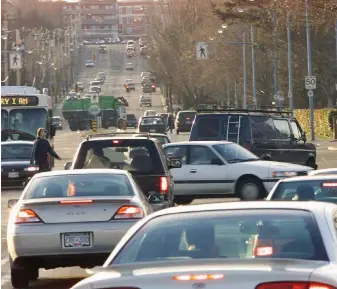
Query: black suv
64,133,181,206
189,106,317,168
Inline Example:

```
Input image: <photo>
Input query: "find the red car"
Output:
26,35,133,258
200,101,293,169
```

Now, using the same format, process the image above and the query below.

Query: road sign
91,93,99,103
88,104,101,116
307,90,314,98
9,52,22,69
91,120,97,133
305,76,316,90
196,42,208,60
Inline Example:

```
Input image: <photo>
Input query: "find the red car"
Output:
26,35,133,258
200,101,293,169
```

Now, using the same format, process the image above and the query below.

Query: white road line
1,257,9,266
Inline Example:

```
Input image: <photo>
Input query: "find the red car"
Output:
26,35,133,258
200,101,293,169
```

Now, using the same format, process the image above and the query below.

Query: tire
306,158,317,169
11,268,30,289
236,177,265,201
174,196,193,205
29,268,39,281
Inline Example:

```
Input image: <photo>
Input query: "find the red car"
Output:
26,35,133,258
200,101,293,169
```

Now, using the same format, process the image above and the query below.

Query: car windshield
270,179,337,204
141,117,164,126
52,117,61,124
109,209,328,265
134,135,169,145
179,112,196,120
24,174,134,199
213,143,259,163
73,139,164,174
1,143,33,160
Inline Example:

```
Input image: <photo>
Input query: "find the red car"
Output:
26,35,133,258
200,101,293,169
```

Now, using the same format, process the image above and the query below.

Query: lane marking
1,257,9,266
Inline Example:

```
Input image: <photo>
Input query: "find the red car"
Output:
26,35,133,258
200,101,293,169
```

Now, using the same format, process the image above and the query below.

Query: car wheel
236,177,265,201
29,268,39,281
11,268,30,288
306,158,317,169
174,196,193,205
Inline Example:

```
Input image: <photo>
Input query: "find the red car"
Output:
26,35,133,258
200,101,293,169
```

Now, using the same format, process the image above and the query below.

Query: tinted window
197,118,220,138
189,146,218,165
271,179,337,204
251,116,277,139
290,121,301,139
74,139,164,174
24,174,133,199
1,144,33,160
178,112,196,120
110,210,328,264
127,115,136,120
273,119,291,139
140,117,164,125
213,143,259,163
164,145,187,164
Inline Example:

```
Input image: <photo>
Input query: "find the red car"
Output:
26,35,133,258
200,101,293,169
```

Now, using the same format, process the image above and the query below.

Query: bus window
1,109,8,141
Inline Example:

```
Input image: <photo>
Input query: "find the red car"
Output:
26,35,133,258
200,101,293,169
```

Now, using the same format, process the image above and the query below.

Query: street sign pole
15,29,21,86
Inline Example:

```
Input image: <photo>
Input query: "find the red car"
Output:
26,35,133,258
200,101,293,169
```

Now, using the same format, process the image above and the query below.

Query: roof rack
86,131,136,141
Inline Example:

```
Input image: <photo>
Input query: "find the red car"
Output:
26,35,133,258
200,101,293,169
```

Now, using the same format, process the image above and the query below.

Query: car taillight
256,282,336,289
159,176,168,193
60,200,93,205
173,274,224,281
113,206,144,219
24,166,39,172
186,117,190,120
15,209,42,224
322,182,337,188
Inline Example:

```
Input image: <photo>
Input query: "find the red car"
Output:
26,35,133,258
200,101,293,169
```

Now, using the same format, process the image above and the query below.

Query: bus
1,86,56,166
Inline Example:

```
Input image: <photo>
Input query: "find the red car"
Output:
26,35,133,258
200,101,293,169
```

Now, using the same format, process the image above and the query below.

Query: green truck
62,95,128,131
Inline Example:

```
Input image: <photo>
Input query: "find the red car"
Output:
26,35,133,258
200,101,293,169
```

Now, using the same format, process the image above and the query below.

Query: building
118,0,154,37
62,0,119,40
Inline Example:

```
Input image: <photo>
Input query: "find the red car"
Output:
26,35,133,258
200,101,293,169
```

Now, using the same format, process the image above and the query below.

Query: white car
163,141,313,205
89,80,101,87
125,63,134,70
139,94,152,107
309,168,337,176
71,201,337,289
85,60,94,67
143,110,156,117
141,72,151,78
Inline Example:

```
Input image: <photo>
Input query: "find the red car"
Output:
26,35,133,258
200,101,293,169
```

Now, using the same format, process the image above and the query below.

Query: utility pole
15,29,22,86
272,11,279,108
251,26,257,105
287,13,294,112
226,83,230,106
243,32,247,108
234,80,238,108
305,0,315,140
4,19,9,85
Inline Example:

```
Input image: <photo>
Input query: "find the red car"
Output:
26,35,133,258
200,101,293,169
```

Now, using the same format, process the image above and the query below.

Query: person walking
168,113,174,134
31,128,61,172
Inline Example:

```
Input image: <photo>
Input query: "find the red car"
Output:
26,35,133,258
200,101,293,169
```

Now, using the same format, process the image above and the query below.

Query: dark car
64,135,182,206
126,114,137,128
156,113,169,127
174,110,196,134
138,116,167,134
52,116,62,130
142,84,153,94
1,141,39,187
189,105,317,168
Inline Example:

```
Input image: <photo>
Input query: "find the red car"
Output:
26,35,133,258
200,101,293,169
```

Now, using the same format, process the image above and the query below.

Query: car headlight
24,166,39,172
272,171,298,177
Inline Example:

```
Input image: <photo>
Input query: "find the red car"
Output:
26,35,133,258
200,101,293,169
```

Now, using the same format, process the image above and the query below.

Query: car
309,168,337,176
126,114,137,128
75,82,84,92
64,135,181,205
89,80,102,87
89,86,101,93
127,40,135,46
156,113,169,126
174,110,196,134
138,116,167,134
133,133,171,145
96,72,106,80
85,60,94,67
266,174,337,203
139,94,152,107
94,77,104,85
52,116,62,130
6,169,161,289
163,141,313,205
143,109,156,117
142,84,153,94
126,51,134,58
125,63,134,70
141,72,151,78
189,105,317,168
1,141,39,187
99,45,107,52
71,201,337,289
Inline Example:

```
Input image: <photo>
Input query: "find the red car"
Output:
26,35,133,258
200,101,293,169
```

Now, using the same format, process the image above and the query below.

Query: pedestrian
168,113,174,134
31,128,61,172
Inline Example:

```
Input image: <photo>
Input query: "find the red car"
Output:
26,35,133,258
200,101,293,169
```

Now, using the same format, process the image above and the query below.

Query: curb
328,147,337,151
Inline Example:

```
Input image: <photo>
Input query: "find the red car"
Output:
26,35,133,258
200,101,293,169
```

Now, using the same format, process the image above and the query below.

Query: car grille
297,171,308,176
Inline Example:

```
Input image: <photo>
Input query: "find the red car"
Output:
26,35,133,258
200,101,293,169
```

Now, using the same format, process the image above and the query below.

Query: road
1,43,337,288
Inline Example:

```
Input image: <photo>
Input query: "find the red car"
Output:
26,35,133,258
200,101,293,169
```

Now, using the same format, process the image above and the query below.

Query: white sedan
163,141,313,204
125,63,134,70
71,201,337,289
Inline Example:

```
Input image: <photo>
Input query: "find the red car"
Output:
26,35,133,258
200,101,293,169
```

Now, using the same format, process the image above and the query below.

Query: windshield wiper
9,129,35,140
228,158,259,164
239,158,260,162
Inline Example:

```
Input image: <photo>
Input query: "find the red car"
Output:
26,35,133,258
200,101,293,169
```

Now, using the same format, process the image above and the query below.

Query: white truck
139,94,152,107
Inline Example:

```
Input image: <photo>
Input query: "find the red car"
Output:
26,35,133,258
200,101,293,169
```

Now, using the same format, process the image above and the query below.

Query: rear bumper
1,172,36,187
176,124,192,132
8,220,136,262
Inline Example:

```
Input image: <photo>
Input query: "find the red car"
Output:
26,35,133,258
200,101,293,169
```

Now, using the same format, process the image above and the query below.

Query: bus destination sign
1,95,39,106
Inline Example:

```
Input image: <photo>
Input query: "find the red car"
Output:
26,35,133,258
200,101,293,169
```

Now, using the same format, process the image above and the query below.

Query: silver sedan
72,201,337,289
7,169,157,289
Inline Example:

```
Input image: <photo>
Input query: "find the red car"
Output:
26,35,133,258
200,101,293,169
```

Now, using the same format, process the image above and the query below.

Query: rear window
197,118,220,138
140,117,164,125
109,209,328,265
52,117,61,124
74,139,164,174
127,115,136,120
24,174,133,199
178,112,196,120
271,179,337,204
1,144,33,160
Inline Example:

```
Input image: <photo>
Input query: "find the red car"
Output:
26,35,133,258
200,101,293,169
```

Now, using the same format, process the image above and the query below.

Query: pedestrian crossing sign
196,42,208,60
9,52,22,69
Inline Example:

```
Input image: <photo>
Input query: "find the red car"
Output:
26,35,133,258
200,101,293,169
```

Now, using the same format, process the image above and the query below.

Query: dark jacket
168,115,174,128
31,137,60,168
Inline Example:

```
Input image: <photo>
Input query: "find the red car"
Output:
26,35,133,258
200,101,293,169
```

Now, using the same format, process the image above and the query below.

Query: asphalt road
1,43,337,288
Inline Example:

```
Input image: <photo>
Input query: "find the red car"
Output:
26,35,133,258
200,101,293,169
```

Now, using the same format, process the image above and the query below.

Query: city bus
1,86,56,167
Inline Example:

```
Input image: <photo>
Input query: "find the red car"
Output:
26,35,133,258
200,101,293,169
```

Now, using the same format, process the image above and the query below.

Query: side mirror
302,131,307,143
64,162,72,170
8,199,18,209
147,192,164,204
211,158,223,165
50,125,56,137
168,158,182,169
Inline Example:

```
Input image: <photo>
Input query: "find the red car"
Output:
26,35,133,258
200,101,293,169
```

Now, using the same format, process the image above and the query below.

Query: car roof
149,200,335,219
1,141,34,145
310,169,337,175
133,133,168,137
164,140,232,146
33,169,129,178
278,175,337,183
85,136,156,142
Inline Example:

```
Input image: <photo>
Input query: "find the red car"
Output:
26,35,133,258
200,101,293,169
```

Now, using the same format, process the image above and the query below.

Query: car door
272,118,293,163
185,145,229,195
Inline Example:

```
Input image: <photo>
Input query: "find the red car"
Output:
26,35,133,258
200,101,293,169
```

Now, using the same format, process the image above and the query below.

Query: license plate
8,172,19,178
62,232,91,248
150,129,156,132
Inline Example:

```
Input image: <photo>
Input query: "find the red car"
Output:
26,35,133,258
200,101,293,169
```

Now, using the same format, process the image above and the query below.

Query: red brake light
256,282,336,289
152,85,155,88
112,140,120,144
254,246,274,257
15,209,42,224
60,200,93,205
322,183,337,188
186,117,190,120
113,205,144,219
173,274,224,281
159,176,168,193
